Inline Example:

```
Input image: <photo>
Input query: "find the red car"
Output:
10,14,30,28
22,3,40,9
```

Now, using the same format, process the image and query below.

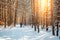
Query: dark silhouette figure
20,22,23,27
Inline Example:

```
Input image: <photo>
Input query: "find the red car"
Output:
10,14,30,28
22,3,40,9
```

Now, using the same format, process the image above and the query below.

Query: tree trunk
56,21,59,36
34,25,36,31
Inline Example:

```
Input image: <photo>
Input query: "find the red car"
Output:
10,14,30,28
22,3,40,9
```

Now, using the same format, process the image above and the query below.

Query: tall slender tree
46,0,48,31
4,0,8,28
56,0,60,36
33,0,37,31
14,0,18,26
31,0,34,28
51,0,55,35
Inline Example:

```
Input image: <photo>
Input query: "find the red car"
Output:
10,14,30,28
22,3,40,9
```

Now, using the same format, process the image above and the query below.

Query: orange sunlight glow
37,0,52,25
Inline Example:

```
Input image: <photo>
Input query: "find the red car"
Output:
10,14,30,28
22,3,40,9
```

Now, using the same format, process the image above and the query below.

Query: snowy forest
0,0,60,40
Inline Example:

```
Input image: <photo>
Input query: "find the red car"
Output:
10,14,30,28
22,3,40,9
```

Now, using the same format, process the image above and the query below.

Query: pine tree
51,0,55,35
46,0,48,31
4,0,8,28
56,0,60,36
56,21,59,36
14,0,18,26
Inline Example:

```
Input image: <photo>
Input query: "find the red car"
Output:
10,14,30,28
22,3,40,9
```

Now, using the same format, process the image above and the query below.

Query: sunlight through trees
0,0,60,36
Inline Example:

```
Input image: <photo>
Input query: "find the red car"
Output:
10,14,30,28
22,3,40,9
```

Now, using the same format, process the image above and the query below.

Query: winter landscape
0,25,60,40
0,0,60,40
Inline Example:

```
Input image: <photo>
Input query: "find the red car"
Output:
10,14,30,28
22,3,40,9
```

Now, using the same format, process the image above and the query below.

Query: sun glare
38,0,51,10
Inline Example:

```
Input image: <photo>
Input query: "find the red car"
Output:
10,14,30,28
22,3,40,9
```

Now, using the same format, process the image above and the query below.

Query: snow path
0,25,60,40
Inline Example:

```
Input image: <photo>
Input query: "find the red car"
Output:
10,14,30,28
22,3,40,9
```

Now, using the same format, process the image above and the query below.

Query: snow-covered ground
0,25,60,40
